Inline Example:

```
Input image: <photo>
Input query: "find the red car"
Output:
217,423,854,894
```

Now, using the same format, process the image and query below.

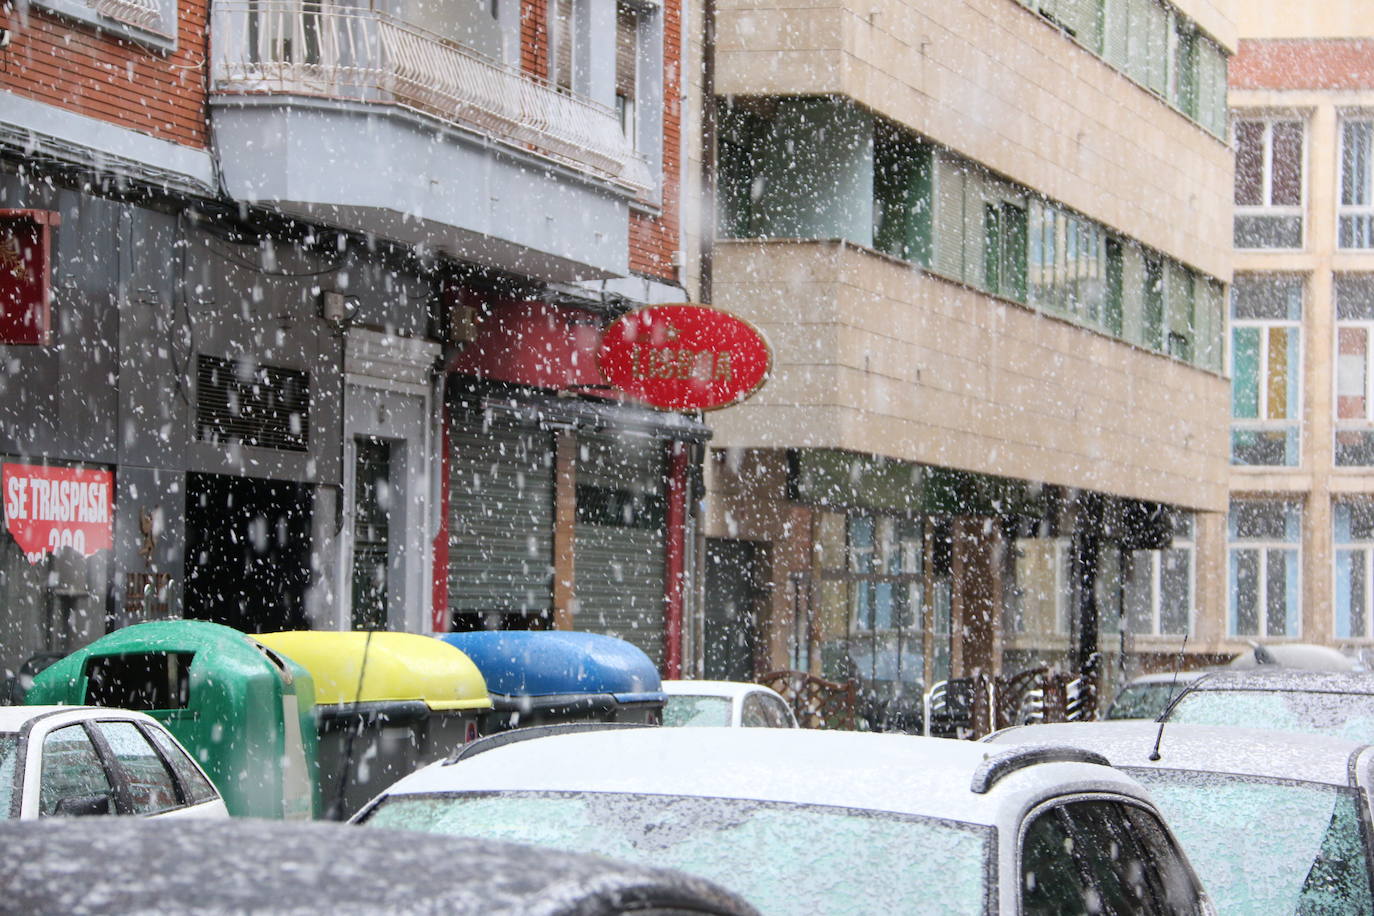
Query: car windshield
1166,689,1374,742
661,695,733,727
0,735,15,818
364,791,992,915
1127,768,1374,915
1105,683,1184,720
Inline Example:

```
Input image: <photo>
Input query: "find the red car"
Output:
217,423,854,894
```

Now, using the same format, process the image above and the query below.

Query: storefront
439,295,709,672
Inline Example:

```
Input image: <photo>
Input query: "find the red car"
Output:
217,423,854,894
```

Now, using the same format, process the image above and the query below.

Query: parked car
1228,642,1357,671
353,725,1212,914
0,818,760,915
0,706,227,819
661,680,798,728
1103,671,1206,720
1163,669,1374,742
987,721,1374,913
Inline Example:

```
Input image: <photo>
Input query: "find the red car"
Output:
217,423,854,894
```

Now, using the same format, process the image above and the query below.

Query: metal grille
195,354,311,452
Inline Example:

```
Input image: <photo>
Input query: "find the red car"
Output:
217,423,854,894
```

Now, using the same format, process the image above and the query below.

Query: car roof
1186,669,1374,695
0,705,146,734
1122,671,1207,687
0,819,760,915
987,721,1369,786
379,727,1151,827
661,680,777,700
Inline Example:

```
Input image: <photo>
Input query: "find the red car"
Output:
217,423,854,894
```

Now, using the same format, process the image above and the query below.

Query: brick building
0,0,701,678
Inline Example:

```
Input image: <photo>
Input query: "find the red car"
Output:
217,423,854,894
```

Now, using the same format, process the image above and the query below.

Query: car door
1019,796,1210,915
31,722,121,818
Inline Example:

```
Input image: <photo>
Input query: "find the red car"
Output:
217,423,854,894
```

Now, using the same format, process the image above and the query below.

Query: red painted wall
0,2,209,149
445,297,607,391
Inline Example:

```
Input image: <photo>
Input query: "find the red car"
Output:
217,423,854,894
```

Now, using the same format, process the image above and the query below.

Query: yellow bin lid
256,631,493,712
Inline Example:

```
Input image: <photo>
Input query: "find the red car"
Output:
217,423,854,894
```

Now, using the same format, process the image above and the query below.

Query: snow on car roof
987,721,1368,787
1189,669,1374,694
381,727,1148,826
0,705,109,734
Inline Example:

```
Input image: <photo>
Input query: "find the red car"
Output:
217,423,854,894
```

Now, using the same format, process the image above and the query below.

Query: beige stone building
1223,2,1374,659
687,0,1239,714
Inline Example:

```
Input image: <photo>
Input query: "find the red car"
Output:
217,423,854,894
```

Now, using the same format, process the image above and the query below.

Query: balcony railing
211,1,651,192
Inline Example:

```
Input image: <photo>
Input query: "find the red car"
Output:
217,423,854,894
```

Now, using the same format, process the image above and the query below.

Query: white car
987,721,1374,913
354,726,1212,914
0,706,227,819
660,680,798,728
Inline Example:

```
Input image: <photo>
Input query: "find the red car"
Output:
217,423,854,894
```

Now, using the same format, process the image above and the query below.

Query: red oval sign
598,304,771,411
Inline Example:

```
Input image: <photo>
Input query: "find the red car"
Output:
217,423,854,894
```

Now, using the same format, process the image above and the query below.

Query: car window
1021,799,1206,916
1167,690,1374,743
661,696,733,727
93,721,180,815
1105,684,1179,720
1130,768,1374,914
364,791,993,915
762,696,795,727
0,736,17,818
740,695,770,727
143,724,219,805
39,725,116,817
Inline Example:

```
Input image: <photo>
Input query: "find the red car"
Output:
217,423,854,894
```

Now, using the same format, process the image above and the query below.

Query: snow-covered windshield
1166,690,1374,742
0,736,15,818
1128,769,1374,915
661,695,733,727
364,791,992,914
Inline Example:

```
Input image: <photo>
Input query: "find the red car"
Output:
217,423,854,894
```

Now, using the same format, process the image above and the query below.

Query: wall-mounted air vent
196,354,311,452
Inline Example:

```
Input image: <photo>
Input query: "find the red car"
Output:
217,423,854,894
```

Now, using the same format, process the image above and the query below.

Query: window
1123,513,1194,636
1335,501,1374,639
844,516,924,687
1234,117,1305,249
1231,275,1303,466
1143,253,1165,350
984,202,1028,301
1021,800,1207,915
1029,201,1106,323
872,123,933,266
1340,118,1374,249
549,0,576,92
1228,499,1301,638
1335,275,1374,465
39,725,115,817
143,724,219,804
615,4,639,144
92,721,179,815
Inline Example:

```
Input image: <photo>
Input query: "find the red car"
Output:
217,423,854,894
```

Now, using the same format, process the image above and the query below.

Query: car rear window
1167,689,1374,743
363,791,994,915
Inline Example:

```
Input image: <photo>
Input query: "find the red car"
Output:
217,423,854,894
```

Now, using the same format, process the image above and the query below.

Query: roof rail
444,722,651,765
970,745,1112,795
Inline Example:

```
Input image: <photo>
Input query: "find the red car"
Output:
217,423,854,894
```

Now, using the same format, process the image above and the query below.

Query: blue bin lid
437,631,664,703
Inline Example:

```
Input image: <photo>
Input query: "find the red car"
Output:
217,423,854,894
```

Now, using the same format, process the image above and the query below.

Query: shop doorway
184,472,312,633
704,538,763,681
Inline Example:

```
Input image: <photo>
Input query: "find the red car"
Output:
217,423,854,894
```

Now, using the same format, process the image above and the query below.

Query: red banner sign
0,210,59,347
598,304,771,411
3,464,114,564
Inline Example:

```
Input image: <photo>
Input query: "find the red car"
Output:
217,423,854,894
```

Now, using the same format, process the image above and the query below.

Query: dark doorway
184,472,312,633
704,538,763,681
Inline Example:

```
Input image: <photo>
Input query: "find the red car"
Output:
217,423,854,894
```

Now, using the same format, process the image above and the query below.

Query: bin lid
437,631,664,702
25,619,304,703
256,631,492,712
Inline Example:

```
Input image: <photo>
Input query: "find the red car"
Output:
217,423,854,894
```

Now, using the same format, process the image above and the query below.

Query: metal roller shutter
448,410,555,619
573,432,666,666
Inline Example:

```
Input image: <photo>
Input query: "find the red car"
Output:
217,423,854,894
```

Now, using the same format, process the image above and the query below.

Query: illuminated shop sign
3,463,115,564
598,304,772,411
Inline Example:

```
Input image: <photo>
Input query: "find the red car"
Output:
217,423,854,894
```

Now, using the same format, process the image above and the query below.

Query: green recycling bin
26,620,320,820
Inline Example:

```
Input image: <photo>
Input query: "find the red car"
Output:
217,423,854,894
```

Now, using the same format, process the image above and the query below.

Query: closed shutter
1102,0,1128,69
1061,0,1100,51
449,410,555,618
574,433,666,666
933,156,967,281
1195,278,1224,373
1118,241,1146,346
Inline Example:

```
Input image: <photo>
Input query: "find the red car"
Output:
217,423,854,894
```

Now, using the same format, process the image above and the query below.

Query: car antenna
332,628,376,820
1149,632,1187,762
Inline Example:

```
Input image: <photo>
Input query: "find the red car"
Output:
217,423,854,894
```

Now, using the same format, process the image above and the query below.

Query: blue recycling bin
438,631,666,731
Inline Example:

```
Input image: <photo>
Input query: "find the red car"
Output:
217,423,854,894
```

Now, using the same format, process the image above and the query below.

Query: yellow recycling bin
256,631,491,819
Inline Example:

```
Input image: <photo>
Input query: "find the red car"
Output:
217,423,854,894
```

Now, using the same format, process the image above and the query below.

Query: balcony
207,1,645,280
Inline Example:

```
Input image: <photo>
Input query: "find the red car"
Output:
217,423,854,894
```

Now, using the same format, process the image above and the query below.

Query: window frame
1339,115,1374,250
1227,498,1302,638
1232,114,1307,251
1334,276,1374,465
1122,514,1195,638
1334,500,1374,640
1229,275,1304,468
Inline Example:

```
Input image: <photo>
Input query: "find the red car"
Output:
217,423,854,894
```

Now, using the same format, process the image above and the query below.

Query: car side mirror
53,792,113,817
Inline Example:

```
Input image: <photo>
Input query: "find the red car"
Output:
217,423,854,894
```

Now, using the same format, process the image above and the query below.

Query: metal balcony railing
211,1,652,192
